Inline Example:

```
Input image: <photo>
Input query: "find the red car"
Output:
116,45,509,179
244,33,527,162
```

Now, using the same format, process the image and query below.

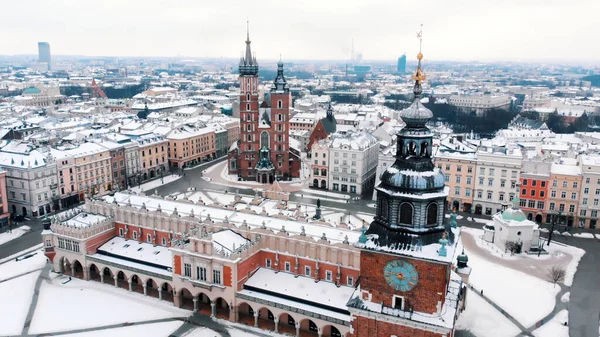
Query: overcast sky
2,0,599,63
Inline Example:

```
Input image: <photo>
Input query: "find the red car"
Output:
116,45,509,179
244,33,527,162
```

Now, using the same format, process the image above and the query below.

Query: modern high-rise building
397,54,406,73
38,42,51,70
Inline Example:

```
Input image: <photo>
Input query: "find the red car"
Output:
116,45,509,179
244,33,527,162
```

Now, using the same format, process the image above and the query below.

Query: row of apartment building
436,144,600,229
0,121,240,218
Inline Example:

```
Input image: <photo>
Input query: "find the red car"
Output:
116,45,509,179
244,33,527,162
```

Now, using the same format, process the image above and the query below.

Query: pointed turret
239,21,259,75
271,57,288,92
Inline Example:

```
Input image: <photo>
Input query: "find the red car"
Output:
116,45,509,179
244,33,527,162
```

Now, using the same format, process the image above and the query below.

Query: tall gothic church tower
228,24,301,182
348,45,464,337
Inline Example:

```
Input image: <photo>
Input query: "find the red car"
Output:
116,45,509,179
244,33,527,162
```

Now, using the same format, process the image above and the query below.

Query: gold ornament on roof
412,24,426,82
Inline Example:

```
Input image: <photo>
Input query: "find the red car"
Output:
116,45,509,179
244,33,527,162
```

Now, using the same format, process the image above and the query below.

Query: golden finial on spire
412,24,426,82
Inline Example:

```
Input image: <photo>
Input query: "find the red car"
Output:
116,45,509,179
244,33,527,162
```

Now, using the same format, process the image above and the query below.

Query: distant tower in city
38,42,51,70
397,53,407,73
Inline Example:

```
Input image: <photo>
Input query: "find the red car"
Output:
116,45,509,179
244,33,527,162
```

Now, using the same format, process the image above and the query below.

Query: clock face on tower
384,260,419,292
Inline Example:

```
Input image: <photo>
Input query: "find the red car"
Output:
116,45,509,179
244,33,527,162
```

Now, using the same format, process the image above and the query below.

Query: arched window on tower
407,141,417,156
380,198,389,219
246,103,250,111
426,203,438,225
260,131,270,149
398,202,413,225
277,100,283,109
247,94,250,101
421,142,429,157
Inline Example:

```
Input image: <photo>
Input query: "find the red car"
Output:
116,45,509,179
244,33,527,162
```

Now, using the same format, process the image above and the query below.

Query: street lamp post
546,210,562,246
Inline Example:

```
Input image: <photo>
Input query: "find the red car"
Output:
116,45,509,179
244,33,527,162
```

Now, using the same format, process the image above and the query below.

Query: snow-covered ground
572,232,595,239
532,310,569,337
28,273,189,334
131,174,181,193
0,271,40,335
455,292,520,337
62,322,183,337
0,225,31,245
0,249,46,280
300,188,351,200
561,292,570,303
465,245,561,328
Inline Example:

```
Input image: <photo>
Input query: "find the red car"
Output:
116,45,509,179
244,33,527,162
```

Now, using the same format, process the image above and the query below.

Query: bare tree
548,266,566,287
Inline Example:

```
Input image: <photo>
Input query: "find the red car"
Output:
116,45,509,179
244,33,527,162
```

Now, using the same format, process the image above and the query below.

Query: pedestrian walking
480,289,483,296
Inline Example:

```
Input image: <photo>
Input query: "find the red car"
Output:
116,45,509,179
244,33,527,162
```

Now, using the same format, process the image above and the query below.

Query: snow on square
532,309,569,337
465,245,560,328
0,270,40,336
455,291,520,337
131,174,181,193
28,274,188,334
0,248,46,280
0,225,31,245
61,321,183,337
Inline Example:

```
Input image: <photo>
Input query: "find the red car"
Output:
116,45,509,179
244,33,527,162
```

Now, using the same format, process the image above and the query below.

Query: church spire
272,56,288,92
412,24,426,98
239,21,259,75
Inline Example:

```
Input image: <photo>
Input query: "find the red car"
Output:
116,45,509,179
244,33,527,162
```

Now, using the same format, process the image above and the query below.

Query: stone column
100,273,104,284
83,267,89,280
62,258,67,274
193,296,199,311
114,275,118,287
128,278,133,292
229,304,237,322
318,327,323,337
274,317,279,333
295,321,300,337
158,288,163,300
174,290,181,308
210,301,216,318
143,284,148,296
253,311,259,327
70,263,75,277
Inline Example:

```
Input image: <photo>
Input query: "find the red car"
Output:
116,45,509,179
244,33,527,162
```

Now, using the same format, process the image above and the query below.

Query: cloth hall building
43,45,467,337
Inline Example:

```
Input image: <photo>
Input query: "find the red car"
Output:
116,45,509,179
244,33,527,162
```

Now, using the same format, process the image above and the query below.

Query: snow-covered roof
65,213,108,228
550,163,581,176
105,192,359,244
97,236,172,268
242,268,352,322
212,229,249,254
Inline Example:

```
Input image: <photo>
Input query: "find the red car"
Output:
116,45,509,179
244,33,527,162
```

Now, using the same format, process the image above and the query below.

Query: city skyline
2,0,600,64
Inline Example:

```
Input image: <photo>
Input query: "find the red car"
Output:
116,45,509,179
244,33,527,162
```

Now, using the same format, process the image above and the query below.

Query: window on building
347,276,354,286
477,191,483,199
573,182,578,188
479,177,484,185
426,203,438,225
585,188,589,194
500,180,505,188
592,211,598,218
184,263,192,278
528,200,536,208
466,177,472,185
552,180,557,187
559,204,565,212
213,270,221,284
522,188,527,195
487,191,492,200
499,194,505,201
198,267,207,281
541,181,546,187
520,198,527,207
456,165,462,172
285,262,291,272
454,187,460,195
562,181,567,188
326,270,333,281
456,176,461,183
531,190,536,197
571,192,577,200
381,198,389,219
489,168,495,176
523,179,528,186
583,197,589,205
532,180,537,187
162,237,167,246
488,179,493,186
595,199,599,206
561,191,566,199
133,231,138,240
537,201,545,209
480,167,485,175
305,266,311,276
393,295,404,310
399,203,413,224
511,181,516,189
467,166,473,173
569,205,575,213
466,188,471,197
549,202,555,211
119,228,123,237
266,259,272,268
147,234,152,243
